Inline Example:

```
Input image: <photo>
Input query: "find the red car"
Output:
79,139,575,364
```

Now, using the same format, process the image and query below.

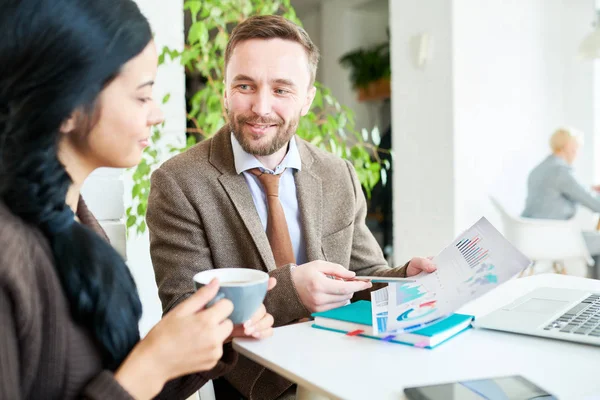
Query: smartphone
404,375,557,400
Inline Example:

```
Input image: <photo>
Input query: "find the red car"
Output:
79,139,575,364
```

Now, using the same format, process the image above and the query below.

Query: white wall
454,0,596,231
453,0,566,229
83,0,186,337
297,8,322,83
562,1,597,186
391,0,596,263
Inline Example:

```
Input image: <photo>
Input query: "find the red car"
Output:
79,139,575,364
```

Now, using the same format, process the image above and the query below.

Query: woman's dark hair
0,0,152,370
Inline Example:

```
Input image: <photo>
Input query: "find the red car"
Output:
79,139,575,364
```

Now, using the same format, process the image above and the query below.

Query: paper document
386,217,530,332
370,287,389,334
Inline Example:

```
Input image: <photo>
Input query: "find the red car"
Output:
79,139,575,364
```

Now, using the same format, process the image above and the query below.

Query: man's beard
230,111,299,156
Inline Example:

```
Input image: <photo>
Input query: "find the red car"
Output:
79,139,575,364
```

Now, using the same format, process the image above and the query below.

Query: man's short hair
225,15,320,85
550,127,583,152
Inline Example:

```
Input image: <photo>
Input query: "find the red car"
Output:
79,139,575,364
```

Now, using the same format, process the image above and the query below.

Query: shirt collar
549,154,572,169
230,132,302,175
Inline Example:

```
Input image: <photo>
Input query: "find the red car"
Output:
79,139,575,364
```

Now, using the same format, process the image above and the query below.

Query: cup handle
205,292,225,309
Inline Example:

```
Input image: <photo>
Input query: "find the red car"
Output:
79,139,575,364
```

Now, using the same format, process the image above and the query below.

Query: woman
0,0,275,398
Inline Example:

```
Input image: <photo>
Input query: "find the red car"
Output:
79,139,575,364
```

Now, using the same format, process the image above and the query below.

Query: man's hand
406,257,437,277
291,261,372,313
228,277,277,341
593,185,600,193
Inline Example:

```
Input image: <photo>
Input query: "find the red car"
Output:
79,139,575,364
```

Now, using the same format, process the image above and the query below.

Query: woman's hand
115,279,234,399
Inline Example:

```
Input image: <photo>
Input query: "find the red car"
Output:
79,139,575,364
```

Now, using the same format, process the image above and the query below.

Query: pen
325,275,416,283
352,276,416,283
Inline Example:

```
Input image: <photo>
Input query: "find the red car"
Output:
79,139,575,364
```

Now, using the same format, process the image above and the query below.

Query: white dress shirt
231,133,307,265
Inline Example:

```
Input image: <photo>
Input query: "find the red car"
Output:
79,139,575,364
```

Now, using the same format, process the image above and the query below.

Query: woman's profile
0,0,275,398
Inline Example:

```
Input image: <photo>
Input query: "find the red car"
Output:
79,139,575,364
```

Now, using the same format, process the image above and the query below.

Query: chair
489,196,593,275
186,380,215,400
197,381,216,400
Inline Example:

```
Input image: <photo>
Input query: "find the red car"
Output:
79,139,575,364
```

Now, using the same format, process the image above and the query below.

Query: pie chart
396,300,438,322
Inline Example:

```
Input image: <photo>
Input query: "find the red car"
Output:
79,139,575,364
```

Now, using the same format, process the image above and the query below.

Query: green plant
127,0,391,235
339,41,390,89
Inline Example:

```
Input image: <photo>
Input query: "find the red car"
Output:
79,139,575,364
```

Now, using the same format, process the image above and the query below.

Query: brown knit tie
249,168,296,267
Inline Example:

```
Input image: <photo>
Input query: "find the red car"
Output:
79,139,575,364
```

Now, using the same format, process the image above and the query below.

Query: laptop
473,287,600,346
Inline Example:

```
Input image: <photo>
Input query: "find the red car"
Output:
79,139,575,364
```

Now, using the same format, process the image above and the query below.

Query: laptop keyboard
544,294,600,336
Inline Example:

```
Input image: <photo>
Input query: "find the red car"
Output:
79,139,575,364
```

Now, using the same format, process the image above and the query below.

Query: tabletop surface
234,274,600,399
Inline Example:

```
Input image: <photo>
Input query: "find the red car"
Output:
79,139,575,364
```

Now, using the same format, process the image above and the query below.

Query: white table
233,274,600,399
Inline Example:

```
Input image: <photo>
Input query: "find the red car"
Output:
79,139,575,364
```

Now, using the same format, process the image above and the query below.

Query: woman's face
63,41,164,171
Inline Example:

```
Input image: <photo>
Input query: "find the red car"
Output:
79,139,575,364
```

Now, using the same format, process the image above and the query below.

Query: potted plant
127,0,392,235
339,40,391,102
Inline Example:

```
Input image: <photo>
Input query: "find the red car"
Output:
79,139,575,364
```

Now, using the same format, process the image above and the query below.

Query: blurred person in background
522,127,600,279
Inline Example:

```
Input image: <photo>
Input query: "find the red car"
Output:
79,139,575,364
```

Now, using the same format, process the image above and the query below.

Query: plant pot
357,78,391,102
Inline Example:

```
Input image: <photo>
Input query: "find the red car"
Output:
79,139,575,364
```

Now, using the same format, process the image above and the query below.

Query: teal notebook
311,300,473,349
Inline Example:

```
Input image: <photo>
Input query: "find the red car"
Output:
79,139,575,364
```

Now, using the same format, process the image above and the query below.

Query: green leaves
126,0,392,236
158,46,180,66
339,42,390,89
188,21,209,45
184,1,202,22
127,215,136,229
371,126,381,146
215,31,228,49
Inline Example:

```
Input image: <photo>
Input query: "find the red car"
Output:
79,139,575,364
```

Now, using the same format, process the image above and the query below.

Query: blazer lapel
210,127,277,272
295,139,323,261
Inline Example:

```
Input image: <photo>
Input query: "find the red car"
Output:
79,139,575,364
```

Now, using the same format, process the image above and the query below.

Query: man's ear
300,85,317,116
223,80,229,110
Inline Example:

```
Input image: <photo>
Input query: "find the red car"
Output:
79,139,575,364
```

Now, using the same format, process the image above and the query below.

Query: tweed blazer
0,197,233,400
147,125,407,400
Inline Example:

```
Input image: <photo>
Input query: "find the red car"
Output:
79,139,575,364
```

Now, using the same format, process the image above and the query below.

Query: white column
390,0,456,262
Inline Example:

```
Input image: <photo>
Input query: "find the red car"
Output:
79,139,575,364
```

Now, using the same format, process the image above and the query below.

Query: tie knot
249,168,283,197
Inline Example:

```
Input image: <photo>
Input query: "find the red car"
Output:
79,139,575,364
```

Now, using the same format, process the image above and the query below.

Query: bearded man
146,15,435,400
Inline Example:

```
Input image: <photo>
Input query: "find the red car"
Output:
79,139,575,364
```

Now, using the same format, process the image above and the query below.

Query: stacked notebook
312,300,473,349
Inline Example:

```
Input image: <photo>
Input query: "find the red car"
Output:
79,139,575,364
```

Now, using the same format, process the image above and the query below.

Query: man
522,127,600,278
147,15,435,400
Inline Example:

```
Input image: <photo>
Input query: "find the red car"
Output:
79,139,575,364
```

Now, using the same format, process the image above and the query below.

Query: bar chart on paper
386,217,531,332
456,236,489,268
